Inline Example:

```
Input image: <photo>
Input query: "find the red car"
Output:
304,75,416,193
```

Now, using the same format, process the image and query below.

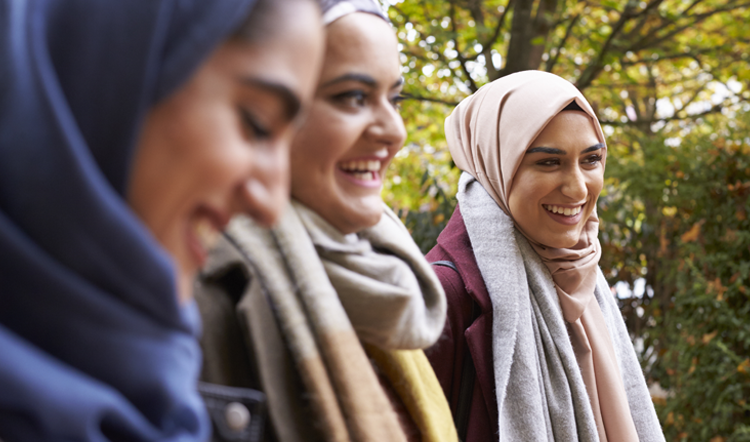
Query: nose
366,99,407,149
560,165,588,202
237,142,290,227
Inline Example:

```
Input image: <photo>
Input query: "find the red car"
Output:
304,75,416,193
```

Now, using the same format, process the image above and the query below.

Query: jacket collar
435,204,492,314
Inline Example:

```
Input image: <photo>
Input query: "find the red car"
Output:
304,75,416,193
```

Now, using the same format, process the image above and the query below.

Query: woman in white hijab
195,1,457,441
425,70,664,442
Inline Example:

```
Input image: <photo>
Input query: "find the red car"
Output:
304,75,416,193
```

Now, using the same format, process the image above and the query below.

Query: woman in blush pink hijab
426,70,664,442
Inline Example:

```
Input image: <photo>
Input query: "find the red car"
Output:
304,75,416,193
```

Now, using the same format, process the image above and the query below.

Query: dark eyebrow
321,73,377,88
240,77,301,122
581,143,605,153
526,147,566,155
525,142,605,155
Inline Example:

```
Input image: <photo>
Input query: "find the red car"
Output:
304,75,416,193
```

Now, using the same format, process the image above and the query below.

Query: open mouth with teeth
543,204,583,217
194,217,220,254
338,159,382,183
187,207,229,268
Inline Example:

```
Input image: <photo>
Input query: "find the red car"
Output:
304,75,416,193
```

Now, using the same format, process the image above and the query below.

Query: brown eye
583,154,603,165
536,158,560,166
333,90,367,108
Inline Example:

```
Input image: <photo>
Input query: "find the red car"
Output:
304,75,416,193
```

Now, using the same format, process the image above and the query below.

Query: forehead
531,111,601,148
209,5,323,100
321,13,400,81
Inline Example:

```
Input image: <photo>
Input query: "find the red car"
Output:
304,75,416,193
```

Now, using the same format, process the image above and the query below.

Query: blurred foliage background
381,0,750,439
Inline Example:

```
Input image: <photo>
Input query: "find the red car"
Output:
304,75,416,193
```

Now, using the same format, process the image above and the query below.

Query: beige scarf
221,201,453,442
446,70,638,441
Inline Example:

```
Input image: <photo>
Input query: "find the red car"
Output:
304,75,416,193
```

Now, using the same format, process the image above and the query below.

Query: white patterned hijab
321,0,389,25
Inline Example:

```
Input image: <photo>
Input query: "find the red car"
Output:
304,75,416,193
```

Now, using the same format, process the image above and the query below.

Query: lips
186,207,229,267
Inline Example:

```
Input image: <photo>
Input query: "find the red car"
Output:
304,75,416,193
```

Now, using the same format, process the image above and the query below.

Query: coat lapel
435,205,499,434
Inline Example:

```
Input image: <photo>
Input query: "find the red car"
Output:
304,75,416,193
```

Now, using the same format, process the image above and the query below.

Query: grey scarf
457,172,664,442
296,201,447,349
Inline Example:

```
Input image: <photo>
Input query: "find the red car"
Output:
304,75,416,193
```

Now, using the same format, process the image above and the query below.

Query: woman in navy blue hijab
0,0,323,440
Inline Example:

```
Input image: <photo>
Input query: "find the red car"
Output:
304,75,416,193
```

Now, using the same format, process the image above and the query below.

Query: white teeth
544,204,582,216
195,218,220,251
352,171,375,181
339,159,382,172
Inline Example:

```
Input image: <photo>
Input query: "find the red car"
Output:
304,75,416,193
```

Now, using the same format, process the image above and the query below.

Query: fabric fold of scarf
297,203,447,350
215,201,452,442
457,172,664,442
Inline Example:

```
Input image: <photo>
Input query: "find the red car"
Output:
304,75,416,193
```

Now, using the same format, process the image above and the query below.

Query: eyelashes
330,90,405,109
238,107,270,140
332,90,366,107
583,154,603,164
534,154,603,167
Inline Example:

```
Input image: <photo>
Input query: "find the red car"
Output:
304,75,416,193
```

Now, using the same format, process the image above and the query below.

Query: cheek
587,170,605,199
509,173,545,209
184,124,247,185
292,114,360,179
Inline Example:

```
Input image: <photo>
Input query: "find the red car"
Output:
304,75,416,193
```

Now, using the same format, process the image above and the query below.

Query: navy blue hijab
0,0,255,440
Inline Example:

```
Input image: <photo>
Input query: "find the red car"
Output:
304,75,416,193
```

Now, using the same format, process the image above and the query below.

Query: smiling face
126,2,323,302
507,110,606,249
290,13,406,234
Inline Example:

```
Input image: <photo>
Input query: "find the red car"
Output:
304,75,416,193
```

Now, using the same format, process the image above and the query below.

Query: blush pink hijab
446,70,638,442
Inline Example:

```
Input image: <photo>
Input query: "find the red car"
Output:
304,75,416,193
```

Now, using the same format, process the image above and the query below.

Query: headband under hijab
0,0,255,440
321,0,389,25
445,70,639,442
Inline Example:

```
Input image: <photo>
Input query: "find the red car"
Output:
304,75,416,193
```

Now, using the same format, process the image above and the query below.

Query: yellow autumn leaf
738,358,750,374
662,206,677,217
710,436,726,442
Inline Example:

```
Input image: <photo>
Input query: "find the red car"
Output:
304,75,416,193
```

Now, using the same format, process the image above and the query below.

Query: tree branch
575,0,649,90
600,96,749,127
545,13,579,72
629,3,747,53
482,0,514,49
499,0,534,76
401,92,460,107
449,0,479,92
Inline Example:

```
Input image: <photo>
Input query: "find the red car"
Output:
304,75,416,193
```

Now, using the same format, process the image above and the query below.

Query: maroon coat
425,204,499,442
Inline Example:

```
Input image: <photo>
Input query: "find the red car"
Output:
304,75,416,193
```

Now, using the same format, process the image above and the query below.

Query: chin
530,228,577,249
549,232,583,249
341,205,383,234
175,268,194,304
